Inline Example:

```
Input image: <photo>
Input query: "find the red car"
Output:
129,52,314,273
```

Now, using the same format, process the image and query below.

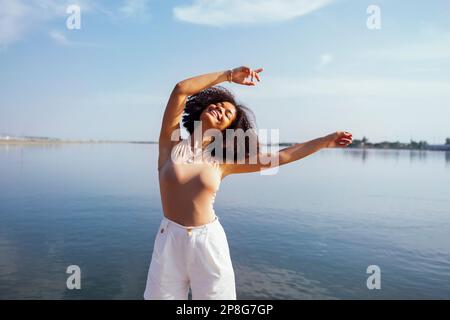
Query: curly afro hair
182,85,260,162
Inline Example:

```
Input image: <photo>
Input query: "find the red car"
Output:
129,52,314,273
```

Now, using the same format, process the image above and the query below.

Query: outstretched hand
231,66,263,86
324,131,353,148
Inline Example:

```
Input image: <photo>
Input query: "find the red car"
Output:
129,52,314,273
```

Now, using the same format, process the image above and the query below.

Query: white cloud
0,0,92,47
173,0,334,26
33,0,91,16
119,0,150,19
0,0,144,48
49,30,72,46
318,53,333,68
48,30,104,48
0,0,32,46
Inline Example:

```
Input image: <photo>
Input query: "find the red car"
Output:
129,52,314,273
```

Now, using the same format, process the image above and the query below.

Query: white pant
144,215,236,300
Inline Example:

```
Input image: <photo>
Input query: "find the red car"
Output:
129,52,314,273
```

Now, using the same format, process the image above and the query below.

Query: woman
144,66,353,300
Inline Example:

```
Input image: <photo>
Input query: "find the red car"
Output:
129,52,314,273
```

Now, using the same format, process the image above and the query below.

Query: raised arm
158,66,263,170
159,70,229,145
220,131,353,177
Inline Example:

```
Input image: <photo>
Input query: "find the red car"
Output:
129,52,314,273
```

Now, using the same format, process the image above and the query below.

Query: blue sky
1,0,449,143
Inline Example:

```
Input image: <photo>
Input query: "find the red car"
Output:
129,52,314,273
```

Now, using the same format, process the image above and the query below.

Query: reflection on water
0,144,449,299
343,148,450,165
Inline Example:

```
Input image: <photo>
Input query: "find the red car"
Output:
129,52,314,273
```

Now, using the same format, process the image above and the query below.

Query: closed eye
219,103,233,120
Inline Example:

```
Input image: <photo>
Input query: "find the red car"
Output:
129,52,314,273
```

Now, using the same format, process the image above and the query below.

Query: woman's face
200,101,237,131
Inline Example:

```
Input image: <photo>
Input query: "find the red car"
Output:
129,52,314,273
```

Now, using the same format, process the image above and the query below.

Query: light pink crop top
158,137,222,225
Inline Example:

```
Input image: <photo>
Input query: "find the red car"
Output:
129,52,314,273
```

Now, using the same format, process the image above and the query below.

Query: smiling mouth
209,108,220,122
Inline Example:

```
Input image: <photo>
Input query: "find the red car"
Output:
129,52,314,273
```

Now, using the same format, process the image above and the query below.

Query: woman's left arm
220,131,353,177
279,131,353,164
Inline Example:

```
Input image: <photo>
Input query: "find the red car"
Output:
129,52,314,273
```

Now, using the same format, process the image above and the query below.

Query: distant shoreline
1,139,449,151
0,140,157,145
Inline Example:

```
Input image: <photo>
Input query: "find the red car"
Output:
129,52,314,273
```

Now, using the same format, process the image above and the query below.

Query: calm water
0,144,449,299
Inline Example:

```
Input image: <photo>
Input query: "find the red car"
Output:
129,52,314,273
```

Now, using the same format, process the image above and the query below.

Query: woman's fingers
233,66,263,85
253,71,260,82
337,138,352,145
343,132,352,138
246,71,259,85
234,66,263,84
326,130,352,147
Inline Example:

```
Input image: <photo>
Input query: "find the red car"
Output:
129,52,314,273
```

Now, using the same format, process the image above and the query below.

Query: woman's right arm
159,70,230,147
158,67,262,169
